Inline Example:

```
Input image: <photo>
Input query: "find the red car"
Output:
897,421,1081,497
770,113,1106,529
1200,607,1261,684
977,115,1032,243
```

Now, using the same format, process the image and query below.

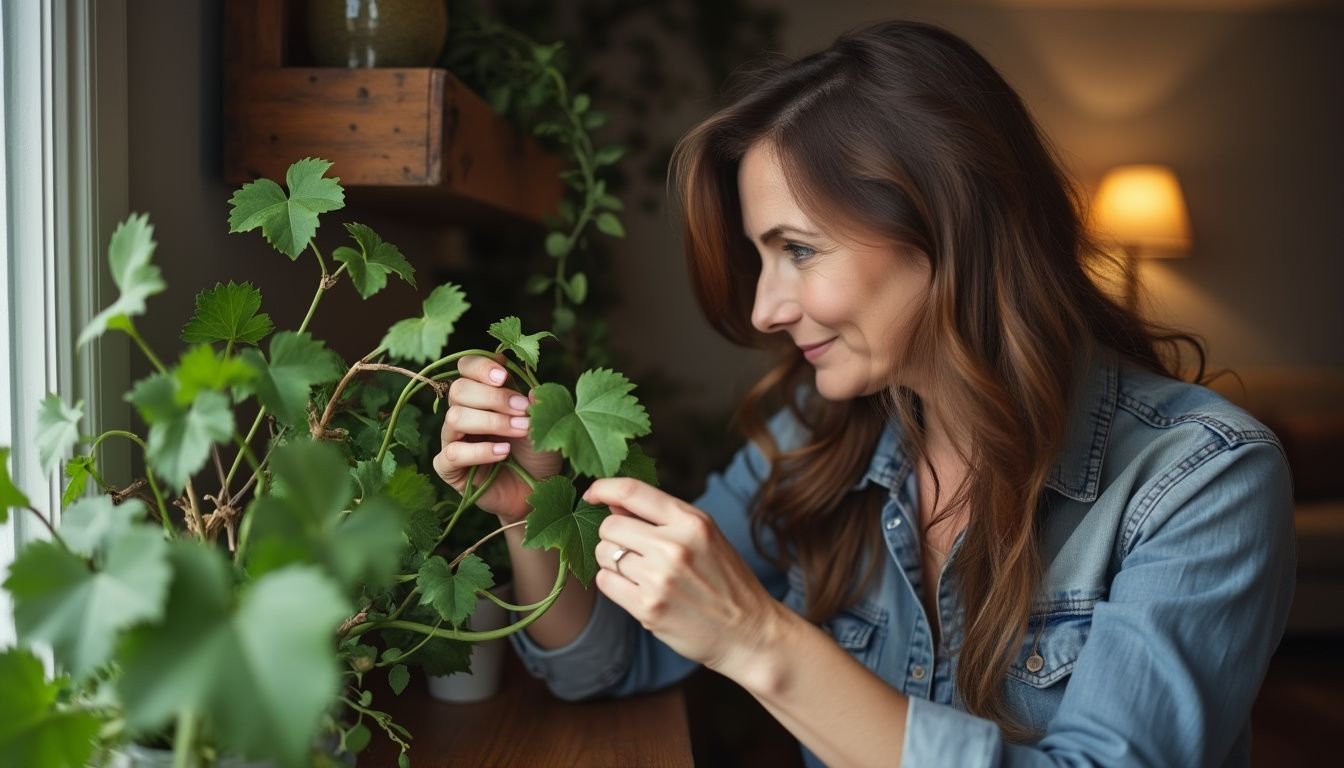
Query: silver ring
611,546,629,575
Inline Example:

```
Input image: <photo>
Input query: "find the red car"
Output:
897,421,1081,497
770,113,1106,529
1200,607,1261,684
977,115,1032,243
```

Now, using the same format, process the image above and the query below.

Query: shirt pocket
783,565,886,668
1003,588,1102,733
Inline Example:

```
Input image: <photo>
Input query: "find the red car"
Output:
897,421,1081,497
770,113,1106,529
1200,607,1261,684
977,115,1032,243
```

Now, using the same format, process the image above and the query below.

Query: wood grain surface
361,651,693,767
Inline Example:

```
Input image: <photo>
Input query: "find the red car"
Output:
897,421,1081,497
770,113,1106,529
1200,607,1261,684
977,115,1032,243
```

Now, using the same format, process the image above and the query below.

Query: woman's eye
783,243,816,264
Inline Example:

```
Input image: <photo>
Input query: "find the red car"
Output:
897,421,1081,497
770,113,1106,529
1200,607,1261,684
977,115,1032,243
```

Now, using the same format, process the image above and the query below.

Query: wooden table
361,651,693,767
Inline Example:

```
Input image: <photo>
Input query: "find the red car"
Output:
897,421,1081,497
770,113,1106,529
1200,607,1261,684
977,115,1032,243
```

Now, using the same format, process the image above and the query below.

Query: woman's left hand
583,477,785,679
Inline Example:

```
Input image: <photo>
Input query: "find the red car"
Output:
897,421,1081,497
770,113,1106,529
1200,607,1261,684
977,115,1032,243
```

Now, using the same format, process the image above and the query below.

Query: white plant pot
425,582,513,703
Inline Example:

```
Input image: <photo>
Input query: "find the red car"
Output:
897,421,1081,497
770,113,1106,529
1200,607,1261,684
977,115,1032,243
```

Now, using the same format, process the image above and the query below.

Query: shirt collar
848,345,1119,503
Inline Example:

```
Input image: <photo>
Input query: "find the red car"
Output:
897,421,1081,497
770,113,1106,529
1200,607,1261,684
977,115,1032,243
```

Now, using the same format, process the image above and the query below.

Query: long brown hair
669,21,1206,740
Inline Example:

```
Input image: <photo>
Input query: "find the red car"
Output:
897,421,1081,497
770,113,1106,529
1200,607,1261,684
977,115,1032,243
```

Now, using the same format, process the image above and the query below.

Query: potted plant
0,156,657,767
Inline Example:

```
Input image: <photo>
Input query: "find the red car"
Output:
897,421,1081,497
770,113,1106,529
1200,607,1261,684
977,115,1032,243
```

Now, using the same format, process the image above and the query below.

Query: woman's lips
801,337,836,362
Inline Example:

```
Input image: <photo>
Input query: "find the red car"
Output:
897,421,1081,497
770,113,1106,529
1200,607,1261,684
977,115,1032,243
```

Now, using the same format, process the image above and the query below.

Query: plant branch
22,505,69,551
376,618,443,668
89,429,171,535
316,348,383,433
122,319,168,375
350,556,567,642
449,520,525,570
503,458,538,491
359,363,448,393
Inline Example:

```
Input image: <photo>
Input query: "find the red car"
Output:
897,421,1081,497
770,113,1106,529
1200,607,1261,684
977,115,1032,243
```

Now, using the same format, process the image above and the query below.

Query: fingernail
492,443,510,455
509,395,529,411
510,416,530,429
489,368,506,384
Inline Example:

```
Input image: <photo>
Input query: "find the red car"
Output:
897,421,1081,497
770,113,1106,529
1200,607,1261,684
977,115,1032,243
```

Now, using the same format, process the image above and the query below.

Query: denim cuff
903,696,1001,768
508,589,635,701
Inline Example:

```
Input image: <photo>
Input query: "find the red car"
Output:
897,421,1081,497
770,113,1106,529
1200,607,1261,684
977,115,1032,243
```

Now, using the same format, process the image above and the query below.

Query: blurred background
125,0,1341,764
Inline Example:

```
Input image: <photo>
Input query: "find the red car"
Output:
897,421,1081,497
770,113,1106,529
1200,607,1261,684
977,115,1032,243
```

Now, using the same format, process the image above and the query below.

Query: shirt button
1025,654,1045,673
886,517,901,530
911,664,926,680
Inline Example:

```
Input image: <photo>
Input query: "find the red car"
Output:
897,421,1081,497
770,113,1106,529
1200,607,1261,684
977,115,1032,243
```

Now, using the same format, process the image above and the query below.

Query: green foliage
36,394,83,476
530,368,651,477
487,315,555,369
78,213,165,346
126,373,234,490
5,526,170,679
243,331,344,426
5,124,656,762
380,283,471,363
521,476,606,585
181,281,275,347
117,543,348,768
227,157,345,260
174,344,257,403
0,648,100,768
61,456,96,508
0,448,28,523
246,439,406,591
334,222,417,299
417,553,494,627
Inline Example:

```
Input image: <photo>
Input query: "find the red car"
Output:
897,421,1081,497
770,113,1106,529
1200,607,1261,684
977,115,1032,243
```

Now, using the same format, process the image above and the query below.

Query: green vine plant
0,158,657,768
442,7,627,340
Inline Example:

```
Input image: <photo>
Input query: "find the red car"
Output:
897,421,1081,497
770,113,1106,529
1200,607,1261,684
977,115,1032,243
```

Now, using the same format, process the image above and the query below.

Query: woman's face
739,141,932,400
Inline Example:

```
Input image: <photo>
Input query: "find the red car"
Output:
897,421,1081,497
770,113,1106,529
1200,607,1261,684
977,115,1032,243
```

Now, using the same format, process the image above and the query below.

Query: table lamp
1089,164,1192,311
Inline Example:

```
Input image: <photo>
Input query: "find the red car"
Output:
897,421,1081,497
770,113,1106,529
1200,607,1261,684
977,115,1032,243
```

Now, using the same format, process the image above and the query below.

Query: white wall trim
0,0,129,644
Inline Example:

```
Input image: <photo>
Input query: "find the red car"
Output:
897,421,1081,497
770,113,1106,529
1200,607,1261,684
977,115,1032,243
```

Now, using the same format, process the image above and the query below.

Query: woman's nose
751,267,802,334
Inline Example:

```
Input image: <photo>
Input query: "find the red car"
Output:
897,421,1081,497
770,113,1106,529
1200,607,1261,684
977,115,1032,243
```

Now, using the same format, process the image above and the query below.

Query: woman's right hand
432,354,563,524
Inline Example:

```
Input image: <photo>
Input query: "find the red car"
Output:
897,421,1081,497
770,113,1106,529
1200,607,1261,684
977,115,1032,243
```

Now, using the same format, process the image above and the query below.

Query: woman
433,21,1295,767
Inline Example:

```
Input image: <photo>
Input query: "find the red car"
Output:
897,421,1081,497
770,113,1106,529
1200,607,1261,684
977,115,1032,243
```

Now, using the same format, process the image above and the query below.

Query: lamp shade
1090,164,1192,258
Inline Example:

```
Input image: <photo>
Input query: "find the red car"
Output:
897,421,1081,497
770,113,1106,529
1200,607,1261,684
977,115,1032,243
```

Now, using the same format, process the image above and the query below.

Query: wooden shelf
223,0,564,225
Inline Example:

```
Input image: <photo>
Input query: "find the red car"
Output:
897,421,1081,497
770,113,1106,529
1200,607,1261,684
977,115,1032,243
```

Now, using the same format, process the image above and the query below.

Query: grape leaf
227,157,345,260
333,223,416,299
388,665,410,696
61,455,96,507
379,283,470,363
117,544,348,768
0,448,31,523
352,454,397,499
0,648,100,768
36,394,83,475
174,344,257,404
617,442,659,487
417,554,493,628
126,374,233,490
383,466,435,514
58,496,146,558
5,526,170,679
521,475,607,584
243,331,344,426
529,369,651,477
78,213,165,346
487,316,556,369
247,439,405,590
180,281,275,347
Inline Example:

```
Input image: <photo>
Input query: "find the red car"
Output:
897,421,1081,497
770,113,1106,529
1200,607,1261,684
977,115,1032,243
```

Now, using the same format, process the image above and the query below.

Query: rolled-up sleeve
509,406,805,699
902,439,1296,767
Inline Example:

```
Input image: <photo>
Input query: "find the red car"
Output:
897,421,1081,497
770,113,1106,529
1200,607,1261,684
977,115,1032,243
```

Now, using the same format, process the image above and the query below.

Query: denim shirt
510,346,1296,767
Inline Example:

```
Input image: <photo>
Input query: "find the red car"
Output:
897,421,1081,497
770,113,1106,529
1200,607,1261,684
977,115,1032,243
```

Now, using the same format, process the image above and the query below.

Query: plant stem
449,519,525,569
311,240,328,278
183,479,205,540
89,429,171,535
349,555,567,642
477,586,556,614
359,363,445,391
375,618,443,668
316,348,383,432
123,319,168,374
172,708,197,768
503,459,538,491
22,505,69,551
